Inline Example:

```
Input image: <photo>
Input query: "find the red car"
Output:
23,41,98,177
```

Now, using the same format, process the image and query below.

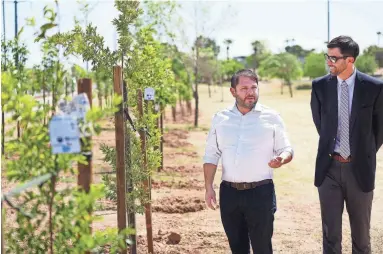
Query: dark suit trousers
219,181,276,254
318,160,373,254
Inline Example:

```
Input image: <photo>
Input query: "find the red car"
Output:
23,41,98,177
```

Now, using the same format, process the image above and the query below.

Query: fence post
137,89,154,254
113,66,128,254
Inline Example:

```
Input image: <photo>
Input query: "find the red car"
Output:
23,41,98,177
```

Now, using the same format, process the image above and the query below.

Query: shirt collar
337,67,356,86
230,102,263,114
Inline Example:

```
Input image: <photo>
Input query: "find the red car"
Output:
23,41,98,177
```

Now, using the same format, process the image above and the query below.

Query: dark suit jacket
310,70,383,192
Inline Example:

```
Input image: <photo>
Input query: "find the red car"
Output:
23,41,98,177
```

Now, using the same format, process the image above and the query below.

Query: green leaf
26,17,36,27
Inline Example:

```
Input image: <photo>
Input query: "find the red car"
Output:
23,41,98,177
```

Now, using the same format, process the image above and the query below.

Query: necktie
339,81,350,159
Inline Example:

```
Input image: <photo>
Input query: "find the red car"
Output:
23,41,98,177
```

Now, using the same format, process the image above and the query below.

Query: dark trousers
318,160,373,254
219,181,276,254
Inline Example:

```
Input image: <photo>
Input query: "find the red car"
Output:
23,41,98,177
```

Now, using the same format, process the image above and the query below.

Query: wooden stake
77,78,92,192
77,78,93,254
113,66,127,254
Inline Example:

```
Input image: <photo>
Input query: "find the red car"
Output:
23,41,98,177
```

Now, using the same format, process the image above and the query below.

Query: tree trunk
104,94,108,108
52,62,60,116
52,82,56,116
186,100,192,116
163,105,167,120
194,44,200,127
17,121,20,138
194,89,199,127
160,107,164,171
179,95,184,117
208,79,212,98
281,81,284,95
220,75,224,102
43,76,46,125
65,77,68,97
288,80,293,98
172,106,176,122
98,94,103,109
226,46,229,60
1,110,4,155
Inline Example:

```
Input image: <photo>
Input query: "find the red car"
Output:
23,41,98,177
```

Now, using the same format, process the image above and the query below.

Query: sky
1,0,383,68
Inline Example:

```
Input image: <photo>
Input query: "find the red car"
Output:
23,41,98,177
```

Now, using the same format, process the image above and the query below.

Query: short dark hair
327,35,359,60
231,69,258,88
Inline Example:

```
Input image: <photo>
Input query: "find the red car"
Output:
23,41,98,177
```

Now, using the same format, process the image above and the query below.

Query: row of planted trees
1,1,196,253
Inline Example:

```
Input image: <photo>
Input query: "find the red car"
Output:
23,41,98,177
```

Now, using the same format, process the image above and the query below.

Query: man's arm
310,80,321,134
204,163,218,190
373,83,383,152
203,114,221,209
204,163,218,209
268,114,293,168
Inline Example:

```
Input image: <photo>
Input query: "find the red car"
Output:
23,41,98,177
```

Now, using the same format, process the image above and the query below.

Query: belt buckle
235,183,245,190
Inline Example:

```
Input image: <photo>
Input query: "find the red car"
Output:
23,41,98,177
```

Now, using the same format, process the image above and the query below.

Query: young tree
195,36,219,98
258,53,303,97
173,1,236,127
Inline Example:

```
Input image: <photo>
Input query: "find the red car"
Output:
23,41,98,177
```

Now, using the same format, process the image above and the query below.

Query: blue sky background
2,0,383,68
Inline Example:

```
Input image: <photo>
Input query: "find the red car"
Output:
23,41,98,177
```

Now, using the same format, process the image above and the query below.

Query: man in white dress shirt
203,69,293,254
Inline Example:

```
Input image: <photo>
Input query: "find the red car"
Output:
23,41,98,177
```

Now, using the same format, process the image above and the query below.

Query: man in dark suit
310,35,383,253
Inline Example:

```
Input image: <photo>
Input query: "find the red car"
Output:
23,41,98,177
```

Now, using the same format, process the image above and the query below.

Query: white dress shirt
203,102,293,183
334,68,356,153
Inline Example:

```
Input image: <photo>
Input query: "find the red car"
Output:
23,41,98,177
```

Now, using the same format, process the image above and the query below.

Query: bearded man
203,69,293,254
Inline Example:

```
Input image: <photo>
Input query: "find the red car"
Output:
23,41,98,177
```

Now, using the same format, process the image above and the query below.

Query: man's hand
268,156,285,168
268,151,292,168
205,186,217,210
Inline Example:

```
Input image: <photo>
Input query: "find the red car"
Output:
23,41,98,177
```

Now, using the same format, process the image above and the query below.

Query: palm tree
285,39,290,47
224,39,233,60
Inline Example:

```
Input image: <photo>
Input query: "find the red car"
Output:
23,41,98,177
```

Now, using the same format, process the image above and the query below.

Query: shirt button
329,154,332,157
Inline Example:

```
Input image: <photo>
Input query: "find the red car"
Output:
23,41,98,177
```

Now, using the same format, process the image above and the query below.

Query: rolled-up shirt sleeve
273,114,294,157
203,114,222,165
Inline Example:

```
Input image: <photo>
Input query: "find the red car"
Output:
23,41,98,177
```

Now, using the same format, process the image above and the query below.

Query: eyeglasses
324,53,351,63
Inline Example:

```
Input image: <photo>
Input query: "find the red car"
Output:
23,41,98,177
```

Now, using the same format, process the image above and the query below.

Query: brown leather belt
222,179,272,190
332,153,351,163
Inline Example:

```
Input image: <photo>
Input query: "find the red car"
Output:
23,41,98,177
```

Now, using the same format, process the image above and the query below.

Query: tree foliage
355,54,378,74
285,44,315,59
363,45,383,67
304,52,327,79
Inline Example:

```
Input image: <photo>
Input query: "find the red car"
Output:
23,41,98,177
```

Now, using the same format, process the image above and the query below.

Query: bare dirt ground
3,81,383,253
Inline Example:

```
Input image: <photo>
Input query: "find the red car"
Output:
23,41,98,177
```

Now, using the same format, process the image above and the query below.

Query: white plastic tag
49,115,81,154
144,87,155,101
